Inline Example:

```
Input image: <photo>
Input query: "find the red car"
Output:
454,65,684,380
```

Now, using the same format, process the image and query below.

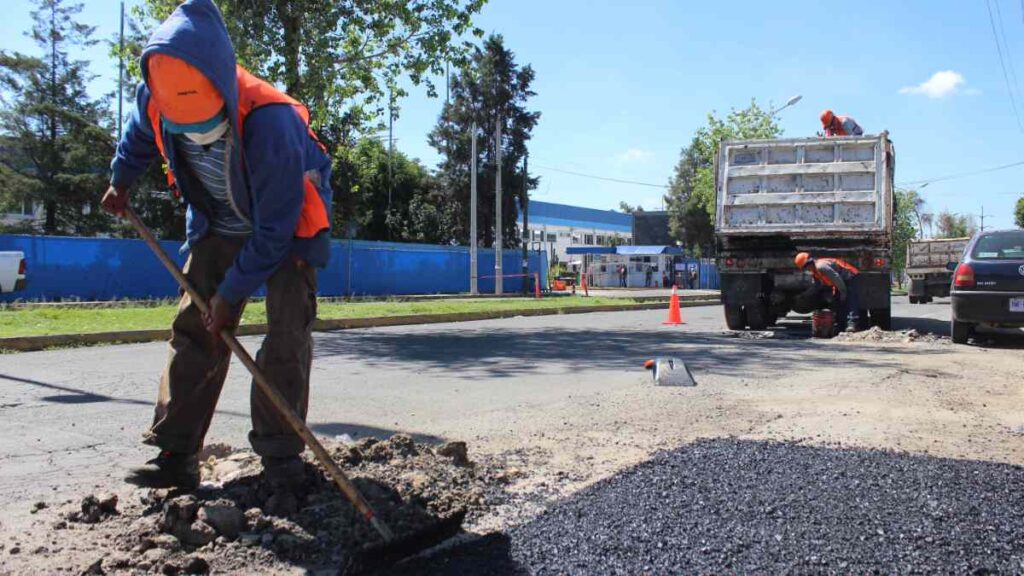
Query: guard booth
566,245,689,288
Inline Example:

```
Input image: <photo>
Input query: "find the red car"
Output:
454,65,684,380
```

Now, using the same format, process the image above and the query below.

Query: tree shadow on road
309,422,446,445
311,324,949,380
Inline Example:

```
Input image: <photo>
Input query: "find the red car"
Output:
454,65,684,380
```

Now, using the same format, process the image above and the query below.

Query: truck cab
0,251,27,294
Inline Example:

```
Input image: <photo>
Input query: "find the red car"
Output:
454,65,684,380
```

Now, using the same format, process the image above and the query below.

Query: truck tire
746,302,770,330
724,305,746,330
951,319,973,344
909,295,919,304
869,307,892,330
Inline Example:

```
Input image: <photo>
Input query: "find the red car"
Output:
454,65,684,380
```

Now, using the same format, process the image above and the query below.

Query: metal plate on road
652,357,697,387
1010,297,1024,313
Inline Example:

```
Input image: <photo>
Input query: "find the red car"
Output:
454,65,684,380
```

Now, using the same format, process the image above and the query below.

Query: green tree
891,189,918,287
935,211,975,238
665,100,781,254
428,34,540,248
334,138,456,243
619,202,643,214
901,188,932,239
1015,197,1024,229
0,0,113,235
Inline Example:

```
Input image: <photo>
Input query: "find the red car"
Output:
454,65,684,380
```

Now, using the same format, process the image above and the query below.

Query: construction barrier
0,234,548,302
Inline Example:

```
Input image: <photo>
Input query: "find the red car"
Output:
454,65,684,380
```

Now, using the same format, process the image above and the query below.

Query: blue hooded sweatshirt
110,0,332,305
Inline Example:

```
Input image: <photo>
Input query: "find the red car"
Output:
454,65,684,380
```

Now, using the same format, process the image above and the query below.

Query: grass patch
0,296,644,339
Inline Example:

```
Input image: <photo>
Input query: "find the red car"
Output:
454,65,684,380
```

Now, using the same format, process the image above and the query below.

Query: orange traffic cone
663,285,684,325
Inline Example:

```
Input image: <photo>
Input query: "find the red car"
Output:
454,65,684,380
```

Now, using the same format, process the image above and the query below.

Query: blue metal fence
676,258,720,290
0,235,548,302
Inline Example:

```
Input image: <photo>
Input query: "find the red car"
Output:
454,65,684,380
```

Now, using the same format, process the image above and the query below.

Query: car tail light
953,263,975,287
18,258,26,275
725,258,735,267
873,257,886,268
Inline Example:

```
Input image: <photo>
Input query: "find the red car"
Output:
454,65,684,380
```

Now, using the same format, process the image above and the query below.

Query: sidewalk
586,288,719,300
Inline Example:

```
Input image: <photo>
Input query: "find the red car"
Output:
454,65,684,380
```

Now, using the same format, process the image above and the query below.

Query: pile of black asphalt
390,438,1024,575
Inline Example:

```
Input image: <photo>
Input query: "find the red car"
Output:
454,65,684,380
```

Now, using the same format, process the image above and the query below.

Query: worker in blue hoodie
101,0,331,509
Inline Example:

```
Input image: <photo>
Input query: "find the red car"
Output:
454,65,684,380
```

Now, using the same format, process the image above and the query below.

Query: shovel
123,207,462,565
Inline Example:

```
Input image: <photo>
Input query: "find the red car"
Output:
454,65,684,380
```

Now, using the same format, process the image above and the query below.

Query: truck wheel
909,295,919,304
746,303,769,330
724,305,746,330
922,296,933,304
869,308,891,330
951,319,973,344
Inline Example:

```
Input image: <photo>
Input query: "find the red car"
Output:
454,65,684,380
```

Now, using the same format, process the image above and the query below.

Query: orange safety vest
811,257,860,290
146,65,329,239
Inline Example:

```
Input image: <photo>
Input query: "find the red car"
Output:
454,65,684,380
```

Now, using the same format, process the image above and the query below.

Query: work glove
203,294,241,340
101,185,130,217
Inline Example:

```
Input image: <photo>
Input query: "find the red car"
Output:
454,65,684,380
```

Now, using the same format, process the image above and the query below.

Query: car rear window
971,231,1024,259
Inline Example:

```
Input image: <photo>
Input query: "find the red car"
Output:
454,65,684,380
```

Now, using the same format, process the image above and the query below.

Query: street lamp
770,94,803,116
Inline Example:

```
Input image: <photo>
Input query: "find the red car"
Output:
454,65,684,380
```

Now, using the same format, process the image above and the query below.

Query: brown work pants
143,234,317,458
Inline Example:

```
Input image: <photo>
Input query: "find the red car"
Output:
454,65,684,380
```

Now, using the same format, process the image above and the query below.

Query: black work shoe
261,456,305,491
261,456,305,516
125,450,199,490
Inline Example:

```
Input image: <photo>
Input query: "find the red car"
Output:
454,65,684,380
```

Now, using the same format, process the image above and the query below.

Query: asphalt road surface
1,296,1021,553
396,438,1024,575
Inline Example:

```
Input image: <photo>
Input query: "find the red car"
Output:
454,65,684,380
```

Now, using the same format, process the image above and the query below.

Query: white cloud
616,148,654,163
899,70,968,98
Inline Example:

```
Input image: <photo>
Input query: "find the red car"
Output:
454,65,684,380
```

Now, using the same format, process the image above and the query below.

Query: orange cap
794,252,811,269
820,109,834,127
147,54,224,125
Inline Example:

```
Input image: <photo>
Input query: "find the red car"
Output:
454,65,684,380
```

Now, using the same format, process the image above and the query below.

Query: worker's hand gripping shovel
121,207,396,544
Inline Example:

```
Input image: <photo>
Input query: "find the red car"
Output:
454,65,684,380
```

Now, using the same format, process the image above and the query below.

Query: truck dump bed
715,134,893,240
907,238,969,272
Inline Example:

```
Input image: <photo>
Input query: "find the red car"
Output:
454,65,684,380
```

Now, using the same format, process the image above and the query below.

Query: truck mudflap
856,272,891,309
720,273,760,304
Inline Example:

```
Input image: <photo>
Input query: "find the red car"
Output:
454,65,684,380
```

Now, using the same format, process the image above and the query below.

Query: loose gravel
402,438,1024,575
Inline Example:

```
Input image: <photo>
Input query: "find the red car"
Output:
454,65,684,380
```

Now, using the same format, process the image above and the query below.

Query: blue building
518,200,633,264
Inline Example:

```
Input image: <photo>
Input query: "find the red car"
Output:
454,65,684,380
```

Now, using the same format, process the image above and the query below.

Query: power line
531,164,669,189
994,0,1024,108
985,0,1024,132
532,154,1024,192
897,159,1024,188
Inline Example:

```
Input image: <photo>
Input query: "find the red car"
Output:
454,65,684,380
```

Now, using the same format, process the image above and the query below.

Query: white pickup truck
0,251,27,293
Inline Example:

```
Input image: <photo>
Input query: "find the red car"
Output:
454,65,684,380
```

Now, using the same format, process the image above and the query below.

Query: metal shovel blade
651,357,697,387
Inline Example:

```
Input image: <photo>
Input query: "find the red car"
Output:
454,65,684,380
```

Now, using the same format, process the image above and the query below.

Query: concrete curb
0,297,719,352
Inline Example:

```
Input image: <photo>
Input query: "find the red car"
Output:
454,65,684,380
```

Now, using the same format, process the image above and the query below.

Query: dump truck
906,237,968,303
714,133,895,330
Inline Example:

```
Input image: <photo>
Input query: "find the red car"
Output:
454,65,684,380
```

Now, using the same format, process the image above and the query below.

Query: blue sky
3,0,1023,230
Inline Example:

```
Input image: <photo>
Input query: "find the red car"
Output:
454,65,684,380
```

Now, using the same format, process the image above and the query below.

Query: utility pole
117,0,125,139
495,118,503,295
521,153,529,295
387,89,394,216
470,123,478,295
980,205,986,232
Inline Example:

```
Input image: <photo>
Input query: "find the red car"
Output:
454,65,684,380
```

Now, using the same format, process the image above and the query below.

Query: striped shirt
175,135,252,237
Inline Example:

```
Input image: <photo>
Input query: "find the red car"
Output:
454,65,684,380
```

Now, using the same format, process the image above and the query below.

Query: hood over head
141,0,238,128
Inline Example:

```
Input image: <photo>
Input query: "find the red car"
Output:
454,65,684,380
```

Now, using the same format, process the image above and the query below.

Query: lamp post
770,94,802,116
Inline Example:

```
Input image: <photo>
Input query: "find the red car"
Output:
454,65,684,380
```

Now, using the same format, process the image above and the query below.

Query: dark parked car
949,229,1024,344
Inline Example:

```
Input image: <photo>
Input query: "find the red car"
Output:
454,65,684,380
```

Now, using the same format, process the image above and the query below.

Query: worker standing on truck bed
794,252,863,332
820,109,863,137
100,0,332,514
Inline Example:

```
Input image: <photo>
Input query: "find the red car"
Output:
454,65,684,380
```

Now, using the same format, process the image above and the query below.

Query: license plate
1011,298,1024,313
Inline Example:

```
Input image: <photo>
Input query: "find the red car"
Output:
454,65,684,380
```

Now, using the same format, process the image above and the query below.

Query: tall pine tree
0,0,113,235
428,34,539,248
